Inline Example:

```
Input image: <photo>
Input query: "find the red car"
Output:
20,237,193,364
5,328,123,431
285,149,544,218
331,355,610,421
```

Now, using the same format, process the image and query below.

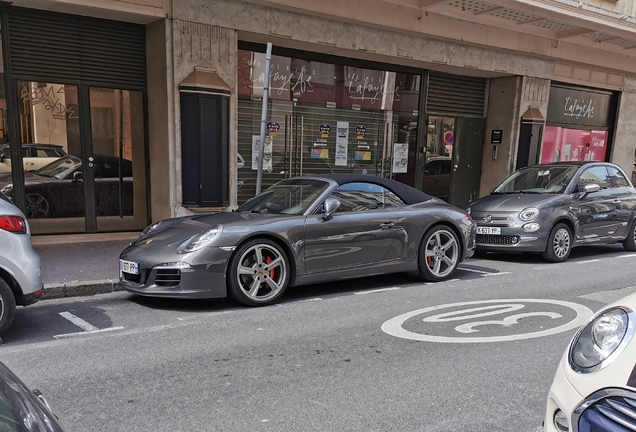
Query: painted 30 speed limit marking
381,299,594,343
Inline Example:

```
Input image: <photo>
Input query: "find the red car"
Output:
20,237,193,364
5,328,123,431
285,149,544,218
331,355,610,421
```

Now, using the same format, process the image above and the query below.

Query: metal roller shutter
7,7,146,89
425,71,488,117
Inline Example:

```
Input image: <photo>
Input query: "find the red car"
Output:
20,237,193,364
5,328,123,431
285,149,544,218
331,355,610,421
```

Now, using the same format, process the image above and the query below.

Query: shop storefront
0,6,150,234
236,45,421,205
236,44,488,209
541,84,618,165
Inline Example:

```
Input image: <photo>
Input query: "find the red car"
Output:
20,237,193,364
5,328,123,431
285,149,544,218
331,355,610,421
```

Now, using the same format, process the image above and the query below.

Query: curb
43,279,123,300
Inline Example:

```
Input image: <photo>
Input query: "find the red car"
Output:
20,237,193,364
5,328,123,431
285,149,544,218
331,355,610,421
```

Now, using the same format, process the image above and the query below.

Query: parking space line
54,326,125,340
618,254,636,258
533,266,560,270
353,287,401,295
59,312,98,331
575,259,600,264
482,272,510,276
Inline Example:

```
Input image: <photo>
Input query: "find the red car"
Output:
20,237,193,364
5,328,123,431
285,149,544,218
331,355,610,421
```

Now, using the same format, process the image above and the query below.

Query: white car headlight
519,207,539,221
569,307,634,373
179,228,221,253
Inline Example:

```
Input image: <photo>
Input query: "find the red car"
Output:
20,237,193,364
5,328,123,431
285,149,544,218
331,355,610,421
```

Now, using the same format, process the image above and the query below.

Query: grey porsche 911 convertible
119,174,476,306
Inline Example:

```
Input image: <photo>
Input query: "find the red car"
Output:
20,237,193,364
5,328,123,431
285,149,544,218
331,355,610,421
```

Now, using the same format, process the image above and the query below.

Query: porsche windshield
237,180,330,215
493,165,579,195
35,155,81,179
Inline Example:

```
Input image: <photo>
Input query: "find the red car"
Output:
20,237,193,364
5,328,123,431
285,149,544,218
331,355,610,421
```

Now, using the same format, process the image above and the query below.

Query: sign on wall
547,85,614,128
392,143,408,173
335,121,349,167
252,135,272,171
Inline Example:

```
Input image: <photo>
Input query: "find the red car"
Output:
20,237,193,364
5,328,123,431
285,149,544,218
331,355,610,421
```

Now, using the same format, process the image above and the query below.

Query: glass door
89,88,147,232
15,81,85,234
421,116,455,201
12,82,147,233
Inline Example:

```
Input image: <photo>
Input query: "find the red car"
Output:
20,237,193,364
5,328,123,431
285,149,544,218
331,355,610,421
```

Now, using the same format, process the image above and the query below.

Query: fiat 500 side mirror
579,183,601,199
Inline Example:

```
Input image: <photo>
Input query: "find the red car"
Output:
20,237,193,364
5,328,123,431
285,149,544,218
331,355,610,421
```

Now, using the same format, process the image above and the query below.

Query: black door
449,117,485,209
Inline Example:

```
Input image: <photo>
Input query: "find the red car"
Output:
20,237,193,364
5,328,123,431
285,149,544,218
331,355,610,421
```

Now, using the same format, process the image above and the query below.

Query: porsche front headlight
179,228,221,253
141,221,162,237
569,307,634,373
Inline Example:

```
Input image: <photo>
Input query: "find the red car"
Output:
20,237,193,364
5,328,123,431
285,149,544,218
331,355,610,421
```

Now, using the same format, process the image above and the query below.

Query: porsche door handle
613,199,622,204
380,221,396,229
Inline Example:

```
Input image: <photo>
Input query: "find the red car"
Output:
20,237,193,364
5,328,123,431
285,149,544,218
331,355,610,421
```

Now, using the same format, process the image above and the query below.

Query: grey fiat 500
468,161,636,262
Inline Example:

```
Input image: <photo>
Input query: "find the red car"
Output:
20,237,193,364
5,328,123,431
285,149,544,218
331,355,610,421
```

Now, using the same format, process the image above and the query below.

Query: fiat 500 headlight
179,227,221,253
519,207,539,221
569,307,634,373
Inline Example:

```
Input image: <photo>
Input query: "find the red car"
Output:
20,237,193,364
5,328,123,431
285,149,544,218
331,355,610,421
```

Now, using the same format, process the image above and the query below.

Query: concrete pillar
610,76,636,180
146,19,174,222
479,76,522,197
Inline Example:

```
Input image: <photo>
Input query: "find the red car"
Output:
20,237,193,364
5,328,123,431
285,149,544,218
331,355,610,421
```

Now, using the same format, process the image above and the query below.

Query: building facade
1,0,636,233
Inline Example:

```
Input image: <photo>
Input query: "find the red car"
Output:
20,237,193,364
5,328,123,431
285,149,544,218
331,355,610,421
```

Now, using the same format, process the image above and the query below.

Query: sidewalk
31,232,141,300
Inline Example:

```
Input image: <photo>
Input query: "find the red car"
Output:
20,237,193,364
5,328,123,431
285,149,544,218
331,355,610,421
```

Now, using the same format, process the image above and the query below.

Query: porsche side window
577,166,610,191
330,182,405,212
607,166,630,188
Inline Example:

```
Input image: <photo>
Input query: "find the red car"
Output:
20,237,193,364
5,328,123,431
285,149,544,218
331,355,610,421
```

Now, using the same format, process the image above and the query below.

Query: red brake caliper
427,256,433,266
266,256,275,280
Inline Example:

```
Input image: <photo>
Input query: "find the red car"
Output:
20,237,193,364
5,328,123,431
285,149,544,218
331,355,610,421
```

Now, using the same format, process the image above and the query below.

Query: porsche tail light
0,215,27,233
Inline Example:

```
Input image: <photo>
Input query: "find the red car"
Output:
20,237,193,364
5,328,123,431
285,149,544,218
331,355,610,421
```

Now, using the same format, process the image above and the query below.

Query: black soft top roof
307,173,433,205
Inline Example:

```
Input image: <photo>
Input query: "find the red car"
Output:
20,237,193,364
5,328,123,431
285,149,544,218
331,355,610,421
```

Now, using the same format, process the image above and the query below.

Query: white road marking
532,266,560,270
576,259,600,264
618,254,636,258
54,326,125,339
353,287,401,295
382,299,593,343
446,279,461,282
276,298,323,306
59,312,98,331
458,267,491,274
482,272,510,276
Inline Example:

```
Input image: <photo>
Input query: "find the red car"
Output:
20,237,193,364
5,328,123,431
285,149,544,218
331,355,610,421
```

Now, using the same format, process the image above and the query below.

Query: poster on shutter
335,121,349,166
252,135,273,171
392,143,409,173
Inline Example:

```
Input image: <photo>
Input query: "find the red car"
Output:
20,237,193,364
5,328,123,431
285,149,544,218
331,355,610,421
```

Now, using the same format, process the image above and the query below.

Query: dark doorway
449,117,485,209
516,123,543,169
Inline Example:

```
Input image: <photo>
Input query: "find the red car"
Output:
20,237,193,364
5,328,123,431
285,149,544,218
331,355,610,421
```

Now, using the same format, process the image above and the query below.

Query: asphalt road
2,244,636,432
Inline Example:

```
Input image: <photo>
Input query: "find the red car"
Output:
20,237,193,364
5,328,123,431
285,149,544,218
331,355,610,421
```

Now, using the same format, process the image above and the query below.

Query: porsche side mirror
579,183,600,199
323,198,340,221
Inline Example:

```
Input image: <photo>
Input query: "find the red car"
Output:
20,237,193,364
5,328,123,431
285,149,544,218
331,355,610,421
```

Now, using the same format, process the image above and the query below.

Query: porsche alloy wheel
25,193,50,218
542,223,572,263
228,239,290,306
417,226,460,282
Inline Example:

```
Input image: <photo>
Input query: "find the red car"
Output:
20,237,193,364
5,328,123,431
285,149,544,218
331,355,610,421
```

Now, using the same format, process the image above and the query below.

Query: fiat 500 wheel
227,239,290,306
417,225,460,282
622,219,636,251
541,223,572,263
0,278,16,336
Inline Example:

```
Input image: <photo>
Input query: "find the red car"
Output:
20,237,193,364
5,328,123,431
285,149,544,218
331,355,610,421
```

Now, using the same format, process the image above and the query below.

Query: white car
545,291,636,432
0,191,43,336
0,143,67,173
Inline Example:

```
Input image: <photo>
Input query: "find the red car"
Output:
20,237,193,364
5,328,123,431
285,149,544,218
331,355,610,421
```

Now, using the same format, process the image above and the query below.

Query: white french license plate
477,226,501,235
119,259,139,275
